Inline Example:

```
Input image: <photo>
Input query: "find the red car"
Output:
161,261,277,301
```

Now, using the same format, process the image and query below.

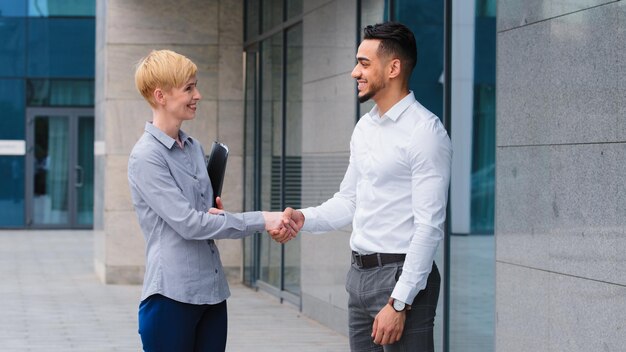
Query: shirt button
211,250,215,254
193,175,197,180
201,193,204,197
215,269,218,273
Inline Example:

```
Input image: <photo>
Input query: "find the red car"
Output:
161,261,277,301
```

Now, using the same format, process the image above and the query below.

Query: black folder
206,141,229,207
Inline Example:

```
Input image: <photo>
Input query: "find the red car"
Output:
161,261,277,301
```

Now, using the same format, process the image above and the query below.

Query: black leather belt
352,251,406,269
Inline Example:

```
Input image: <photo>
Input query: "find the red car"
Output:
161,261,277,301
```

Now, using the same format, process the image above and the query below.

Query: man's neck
374,88,410,117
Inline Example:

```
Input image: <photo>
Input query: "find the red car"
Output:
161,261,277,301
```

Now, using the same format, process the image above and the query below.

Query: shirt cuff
299,208,315,232
242,211,266,234
391,281,415,305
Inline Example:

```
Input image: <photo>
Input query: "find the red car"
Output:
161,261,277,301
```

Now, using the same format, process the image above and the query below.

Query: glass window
27,18,95,78
0,156,25,227
0,1,27,16
245,0,260,41
0,79,25,139
76,116,94,225
0,17,27,77
28,0,95,17
27,79,94,107
283,23,302,295
393,0,443,119
243,47,259,286
258,32,283,288
262,0,283,32
286,0,302,19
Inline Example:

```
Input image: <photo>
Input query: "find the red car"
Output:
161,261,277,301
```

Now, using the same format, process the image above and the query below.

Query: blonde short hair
135,49,198,107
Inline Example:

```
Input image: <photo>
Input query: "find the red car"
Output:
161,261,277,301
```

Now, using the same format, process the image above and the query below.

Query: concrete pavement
0,230,348,351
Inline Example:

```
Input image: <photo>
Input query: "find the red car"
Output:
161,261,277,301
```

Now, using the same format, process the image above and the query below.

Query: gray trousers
346,261,440,352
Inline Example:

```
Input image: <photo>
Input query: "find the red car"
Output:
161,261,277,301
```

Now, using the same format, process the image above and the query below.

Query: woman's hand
208,196,224,214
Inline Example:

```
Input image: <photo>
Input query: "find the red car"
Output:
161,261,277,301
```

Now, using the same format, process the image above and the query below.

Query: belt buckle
353,253,363,268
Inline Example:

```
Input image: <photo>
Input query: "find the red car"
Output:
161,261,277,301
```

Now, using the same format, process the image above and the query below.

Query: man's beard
357,91,374,103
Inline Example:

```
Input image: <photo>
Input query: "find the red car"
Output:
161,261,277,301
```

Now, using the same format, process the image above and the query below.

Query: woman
128,49,294,351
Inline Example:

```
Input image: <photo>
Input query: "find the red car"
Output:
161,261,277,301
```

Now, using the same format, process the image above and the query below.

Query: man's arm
372,125,452,345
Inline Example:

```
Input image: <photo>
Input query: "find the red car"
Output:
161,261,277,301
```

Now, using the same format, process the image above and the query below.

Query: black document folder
206,141,229,207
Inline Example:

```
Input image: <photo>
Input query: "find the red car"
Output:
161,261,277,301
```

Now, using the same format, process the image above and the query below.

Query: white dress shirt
300,92,452,305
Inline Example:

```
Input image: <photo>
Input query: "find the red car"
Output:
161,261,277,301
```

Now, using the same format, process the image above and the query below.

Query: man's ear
388,58,402,79
153,88,166,105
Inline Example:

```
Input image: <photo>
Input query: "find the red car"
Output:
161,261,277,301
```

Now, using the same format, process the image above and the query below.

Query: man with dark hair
274,22,452,351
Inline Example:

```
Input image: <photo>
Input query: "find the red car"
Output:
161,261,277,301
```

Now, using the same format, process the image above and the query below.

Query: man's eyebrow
356,56,371,62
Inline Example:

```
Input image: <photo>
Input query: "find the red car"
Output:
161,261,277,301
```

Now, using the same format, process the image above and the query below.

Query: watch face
393,299,405,312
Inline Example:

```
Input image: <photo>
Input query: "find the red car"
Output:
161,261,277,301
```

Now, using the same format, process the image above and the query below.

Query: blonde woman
128,49,295,351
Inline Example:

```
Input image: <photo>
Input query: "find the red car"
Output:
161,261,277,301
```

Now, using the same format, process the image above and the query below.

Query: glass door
25,108,94,228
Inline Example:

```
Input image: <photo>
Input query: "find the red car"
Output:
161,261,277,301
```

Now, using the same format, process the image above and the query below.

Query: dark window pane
0,1,26,16
286,0,302,19
28,0,95,17
27,79,94,107
0,18,27,77
0,79,25,139
77,117,94,226
27,18,95,78
0,156,25,227
394,0,444,118
245,0,260,41
262,0,283,32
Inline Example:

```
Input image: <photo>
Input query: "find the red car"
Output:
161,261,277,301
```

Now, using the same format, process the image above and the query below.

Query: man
273,22,452,351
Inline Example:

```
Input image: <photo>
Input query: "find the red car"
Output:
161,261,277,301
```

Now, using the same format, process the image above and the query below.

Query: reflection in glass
33,116,69,225
245,0,259,41
27,18,95,78
27,0,95,17
262,0,283,32
0,79,26,139
286,0,302,19
0,156,25,226
0,1,26,16
243,48,258,286
0,18,26,77
283,23,302,295
393,0,444,119
77,117,94,225
27,79,94,107
259,32,283,288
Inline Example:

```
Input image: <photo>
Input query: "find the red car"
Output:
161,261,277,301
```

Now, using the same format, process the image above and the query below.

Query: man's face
351,39,387,103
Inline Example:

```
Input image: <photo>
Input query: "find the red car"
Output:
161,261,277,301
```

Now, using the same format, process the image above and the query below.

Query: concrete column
94,0,245,284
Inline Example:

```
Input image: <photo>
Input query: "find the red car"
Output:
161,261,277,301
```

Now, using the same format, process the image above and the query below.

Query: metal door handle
75,165,84,188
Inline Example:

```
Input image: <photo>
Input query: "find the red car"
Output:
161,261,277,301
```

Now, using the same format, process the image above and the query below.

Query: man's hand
371,303,406,345
265,208,305,244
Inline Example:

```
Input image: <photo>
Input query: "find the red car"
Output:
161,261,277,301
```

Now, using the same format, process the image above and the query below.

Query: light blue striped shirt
128,122,265,305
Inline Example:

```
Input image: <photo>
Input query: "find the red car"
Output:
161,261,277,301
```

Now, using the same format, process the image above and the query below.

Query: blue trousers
138,294,228,352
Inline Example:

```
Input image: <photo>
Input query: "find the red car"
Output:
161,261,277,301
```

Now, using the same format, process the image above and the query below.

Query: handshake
261,208,305,244
209,198,304,244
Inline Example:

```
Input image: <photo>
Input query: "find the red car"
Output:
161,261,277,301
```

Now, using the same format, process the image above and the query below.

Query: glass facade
0,0,95,228
243,0,303,302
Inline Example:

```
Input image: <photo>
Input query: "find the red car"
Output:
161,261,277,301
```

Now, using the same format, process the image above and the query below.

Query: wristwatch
389,298,410,312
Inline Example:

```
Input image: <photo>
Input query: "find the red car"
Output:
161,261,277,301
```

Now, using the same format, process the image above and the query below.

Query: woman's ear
153,88,166,106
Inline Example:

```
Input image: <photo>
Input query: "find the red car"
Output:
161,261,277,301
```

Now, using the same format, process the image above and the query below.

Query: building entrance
25,108,94,228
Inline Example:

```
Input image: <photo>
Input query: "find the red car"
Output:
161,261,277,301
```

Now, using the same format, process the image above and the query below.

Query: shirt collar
144,122,193,149
367,91,416,122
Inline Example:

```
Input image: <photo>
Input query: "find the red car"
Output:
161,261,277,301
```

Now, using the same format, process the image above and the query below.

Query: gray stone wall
496,1,626,350
94,0,245,284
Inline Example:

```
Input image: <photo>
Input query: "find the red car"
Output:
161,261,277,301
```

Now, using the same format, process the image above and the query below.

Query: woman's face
163,76,201,121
